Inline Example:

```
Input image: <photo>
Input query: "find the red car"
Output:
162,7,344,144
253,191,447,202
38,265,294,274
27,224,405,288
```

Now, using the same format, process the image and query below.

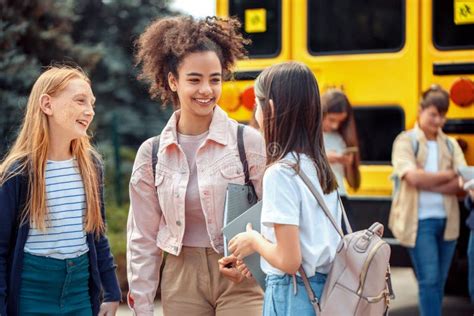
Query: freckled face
47,78,95,141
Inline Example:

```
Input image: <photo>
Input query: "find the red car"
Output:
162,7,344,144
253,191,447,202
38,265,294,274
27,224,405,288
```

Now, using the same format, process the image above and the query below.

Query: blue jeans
468,230,474,302
263,273,327,316
408,218,457,316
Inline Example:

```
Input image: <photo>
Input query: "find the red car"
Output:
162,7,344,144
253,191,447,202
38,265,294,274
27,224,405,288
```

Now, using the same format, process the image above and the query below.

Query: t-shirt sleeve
261,164,300,227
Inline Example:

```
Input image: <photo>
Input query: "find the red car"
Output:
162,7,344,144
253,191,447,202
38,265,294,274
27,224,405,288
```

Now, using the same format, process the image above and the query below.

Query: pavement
118,267,474,315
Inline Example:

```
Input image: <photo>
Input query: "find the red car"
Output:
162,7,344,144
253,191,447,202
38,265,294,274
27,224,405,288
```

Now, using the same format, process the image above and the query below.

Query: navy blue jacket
466,195,474,230
0,165,121,316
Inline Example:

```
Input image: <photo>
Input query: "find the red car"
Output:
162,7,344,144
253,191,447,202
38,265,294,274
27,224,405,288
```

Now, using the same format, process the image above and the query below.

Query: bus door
217,0,291,122
421,0,474,164
291,0,419,197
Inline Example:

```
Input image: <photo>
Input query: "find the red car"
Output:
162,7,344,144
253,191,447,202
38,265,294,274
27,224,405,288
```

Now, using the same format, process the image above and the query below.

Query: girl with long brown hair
227,62,343,315
0,66,121,316
321,89,361,224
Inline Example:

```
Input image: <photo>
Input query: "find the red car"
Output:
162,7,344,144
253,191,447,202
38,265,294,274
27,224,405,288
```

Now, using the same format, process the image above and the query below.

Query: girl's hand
218,255,245,283
236,259,253,279
98,301,119,316
228,223,259,260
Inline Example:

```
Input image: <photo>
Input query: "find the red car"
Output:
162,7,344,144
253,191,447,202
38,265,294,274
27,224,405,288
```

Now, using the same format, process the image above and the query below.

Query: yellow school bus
217,0,474,293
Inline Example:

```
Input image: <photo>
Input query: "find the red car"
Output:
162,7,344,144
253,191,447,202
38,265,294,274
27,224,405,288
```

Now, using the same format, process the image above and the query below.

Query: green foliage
0,0,102,153
71,0,175,147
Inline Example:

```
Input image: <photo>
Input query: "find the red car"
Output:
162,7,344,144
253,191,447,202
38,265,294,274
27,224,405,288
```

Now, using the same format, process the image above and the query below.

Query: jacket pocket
219,164,244,181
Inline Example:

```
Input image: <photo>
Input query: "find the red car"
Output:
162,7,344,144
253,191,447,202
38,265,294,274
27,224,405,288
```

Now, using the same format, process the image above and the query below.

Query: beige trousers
161,247,263,316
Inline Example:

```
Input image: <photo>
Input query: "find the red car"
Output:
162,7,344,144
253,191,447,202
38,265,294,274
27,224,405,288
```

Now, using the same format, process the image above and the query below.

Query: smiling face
418,105,446,139
168,51,222,120
43,78,95,142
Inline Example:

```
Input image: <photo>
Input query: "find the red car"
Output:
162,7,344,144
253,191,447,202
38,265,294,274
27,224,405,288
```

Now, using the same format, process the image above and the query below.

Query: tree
0,0,102,154
71,0,175,147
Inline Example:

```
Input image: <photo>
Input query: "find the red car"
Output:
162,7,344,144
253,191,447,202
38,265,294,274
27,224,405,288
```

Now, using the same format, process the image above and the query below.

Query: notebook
222,201,266,289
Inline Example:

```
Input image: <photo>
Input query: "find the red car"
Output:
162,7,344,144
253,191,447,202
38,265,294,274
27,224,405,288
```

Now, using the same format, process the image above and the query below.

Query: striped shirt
24,158,89,259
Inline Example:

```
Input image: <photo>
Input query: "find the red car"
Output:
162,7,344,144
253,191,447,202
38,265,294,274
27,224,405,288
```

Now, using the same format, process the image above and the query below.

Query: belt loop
292,275,298,296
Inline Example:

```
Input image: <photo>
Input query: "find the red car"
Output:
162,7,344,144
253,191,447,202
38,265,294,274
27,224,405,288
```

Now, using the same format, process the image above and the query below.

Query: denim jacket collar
160,105,229,151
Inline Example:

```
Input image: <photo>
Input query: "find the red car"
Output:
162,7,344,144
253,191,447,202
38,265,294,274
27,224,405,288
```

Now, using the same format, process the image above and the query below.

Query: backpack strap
151,135,160,183
409,129,454,157
445,137,454,156
408,129,419,158
237,124,251,185
293,166,350,237
296,267,321,313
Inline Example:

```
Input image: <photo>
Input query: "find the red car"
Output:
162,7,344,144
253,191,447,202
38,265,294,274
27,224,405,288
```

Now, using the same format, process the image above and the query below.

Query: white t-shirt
260,153,342,277
323,132,347,195
418,141,446,219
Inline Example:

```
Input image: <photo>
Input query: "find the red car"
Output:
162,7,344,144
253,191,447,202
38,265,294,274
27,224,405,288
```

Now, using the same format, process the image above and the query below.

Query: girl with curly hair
127,16,265,315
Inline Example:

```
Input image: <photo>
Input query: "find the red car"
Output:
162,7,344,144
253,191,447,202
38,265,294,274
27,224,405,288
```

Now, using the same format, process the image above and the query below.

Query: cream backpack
295,168,395,316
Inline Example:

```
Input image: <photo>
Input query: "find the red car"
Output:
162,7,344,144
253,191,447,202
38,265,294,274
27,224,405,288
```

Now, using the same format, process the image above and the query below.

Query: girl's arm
229,164,303,275
94,165,121,305
428,176,463,194
403,169,457,190
127,140,163,316
0,174,21,315
229,223,301,275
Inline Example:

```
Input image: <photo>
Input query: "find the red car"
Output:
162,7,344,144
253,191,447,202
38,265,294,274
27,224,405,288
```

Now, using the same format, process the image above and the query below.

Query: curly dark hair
135,15,250,106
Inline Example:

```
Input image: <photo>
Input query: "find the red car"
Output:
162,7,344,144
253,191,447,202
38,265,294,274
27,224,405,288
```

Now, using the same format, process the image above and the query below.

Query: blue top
0,162,121,316
466,195,474,230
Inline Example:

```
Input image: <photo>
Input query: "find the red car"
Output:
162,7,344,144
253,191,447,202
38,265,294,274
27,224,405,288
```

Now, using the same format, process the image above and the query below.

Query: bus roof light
450,78,474,107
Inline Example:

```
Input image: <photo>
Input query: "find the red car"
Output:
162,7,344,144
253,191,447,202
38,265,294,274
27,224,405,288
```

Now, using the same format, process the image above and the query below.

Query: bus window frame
229,0,283,59
431,0,474,51
306,0,407,56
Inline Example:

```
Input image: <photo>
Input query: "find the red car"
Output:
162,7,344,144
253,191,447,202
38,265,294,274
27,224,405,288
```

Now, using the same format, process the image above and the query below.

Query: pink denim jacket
127,106,266,315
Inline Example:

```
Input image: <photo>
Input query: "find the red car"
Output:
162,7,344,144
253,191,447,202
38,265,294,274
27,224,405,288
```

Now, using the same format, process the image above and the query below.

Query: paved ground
118,268,474,315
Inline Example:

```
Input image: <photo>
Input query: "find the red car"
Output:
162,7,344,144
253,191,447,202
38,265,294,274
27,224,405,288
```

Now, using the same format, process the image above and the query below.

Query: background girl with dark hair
321,89,361,197
390,85,466,316
127,16,265,315
227,62,343,315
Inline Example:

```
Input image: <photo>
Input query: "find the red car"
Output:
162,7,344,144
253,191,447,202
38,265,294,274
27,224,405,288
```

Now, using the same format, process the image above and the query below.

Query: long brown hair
321,89,361,190
254,62,337,194
0,66,104,234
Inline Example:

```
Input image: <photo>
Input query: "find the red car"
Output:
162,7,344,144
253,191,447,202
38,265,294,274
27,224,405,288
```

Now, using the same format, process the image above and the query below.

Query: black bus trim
433,62,474,75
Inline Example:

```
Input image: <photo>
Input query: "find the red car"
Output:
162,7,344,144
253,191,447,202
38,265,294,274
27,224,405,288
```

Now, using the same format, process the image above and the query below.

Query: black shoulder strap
151,135,160,181
237,124,250,184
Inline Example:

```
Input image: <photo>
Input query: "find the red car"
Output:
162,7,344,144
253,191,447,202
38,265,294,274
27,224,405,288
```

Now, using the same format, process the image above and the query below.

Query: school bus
217,0,474,294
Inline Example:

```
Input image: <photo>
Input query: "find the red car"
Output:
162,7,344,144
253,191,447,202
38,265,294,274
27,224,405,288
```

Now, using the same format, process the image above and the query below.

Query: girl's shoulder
263,156,298,182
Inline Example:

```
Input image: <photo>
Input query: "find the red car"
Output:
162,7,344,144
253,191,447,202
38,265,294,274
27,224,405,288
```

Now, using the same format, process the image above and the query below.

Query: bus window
433,0,474,49
308,0,404,55
354,107,404,164
229,0,281,57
